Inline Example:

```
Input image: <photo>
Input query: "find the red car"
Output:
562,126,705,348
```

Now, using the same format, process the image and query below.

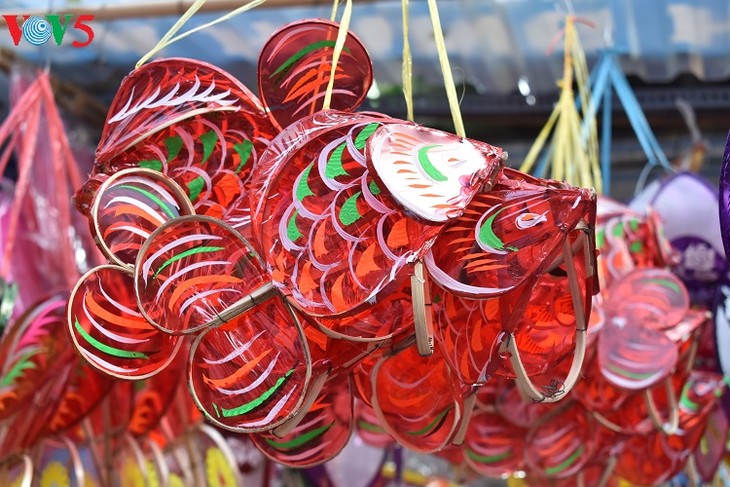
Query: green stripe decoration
612,222,624,237
74,318,148,359
186,176,206,202
234,140,254,173
153,245,224,279
269,40,350,79
325,143,349,179
680,384,700,412
606,364,656,381
216,369,295,418
407,407,451,436
295,164,316,201
354,123,380,150
287,210,303,242
630,241,643,253
357,419,384,433
119,184,177,220
417,145,448,182
264,422,335,449
368,180,381,196
339,192,362,226
0,350,38,387
465,448,512,464
478,208,517,252
138,159,163,172
200,130,218,164
165,135,183,162
545,447,583,476
645,278,682,294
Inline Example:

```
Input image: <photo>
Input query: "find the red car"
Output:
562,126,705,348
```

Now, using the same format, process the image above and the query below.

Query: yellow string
322,0,352,110
426,0,465,138
519,17,600,192
136,0,267,68
574,24,601,191
137,0,207,68
520,102,560,174
163,1,267,50
401,0,414,122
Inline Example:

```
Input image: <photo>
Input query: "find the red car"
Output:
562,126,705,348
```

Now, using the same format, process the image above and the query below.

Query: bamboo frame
504,230,591,403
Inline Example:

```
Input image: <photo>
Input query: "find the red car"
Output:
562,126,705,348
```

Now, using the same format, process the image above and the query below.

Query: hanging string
137,0,207,68
571,19,601,191
401,0,414,122
426,0,465,138
519,17,600,193
136,0,267,68
162,0,268,52
303,0,341,118
322,0,353,110
520,105,560,175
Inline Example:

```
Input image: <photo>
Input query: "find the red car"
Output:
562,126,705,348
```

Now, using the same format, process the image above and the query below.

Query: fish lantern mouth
366,123,504,223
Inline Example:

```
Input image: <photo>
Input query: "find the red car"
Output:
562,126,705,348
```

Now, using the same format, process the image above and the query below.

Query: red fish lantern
429,168,597,403
57,15,614,469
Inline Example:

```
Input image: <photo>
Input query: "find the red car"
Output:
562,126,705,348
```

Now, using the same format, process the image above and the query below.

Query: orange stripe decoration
524,403,595,480
427,167,594,299
297,261,319,295
68,265,181,380
89,57,277,251
255,109,503,318
251,376,353,468
43,358,114,436
464,410,526,477
92,169,193,267
128,353,184,436
167,274,243,311
355,243,382,279
189,299,310,433
108,203,164,226
83,291,153,333
371,346,461,453
315,281,414,342
203,350,272,389
258,19,372,130
135,216,267,334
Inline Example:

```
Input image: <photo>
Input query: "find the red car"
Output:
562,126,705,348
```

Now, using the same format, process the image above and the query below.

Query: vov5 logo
3,14,95,47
